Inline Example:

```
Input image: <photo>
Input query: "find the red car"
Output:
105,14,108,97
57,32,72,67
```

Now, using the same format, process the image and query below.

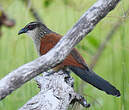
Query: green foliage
87,36,100,49
77,44,94,55
43,0,53,7
120,25,128,110
0,0,129,110
62,0,70,5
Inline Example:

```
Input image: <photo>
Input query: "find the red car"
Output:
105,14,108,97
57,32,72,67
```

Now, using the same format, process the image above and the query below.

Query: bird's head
18,21,51,40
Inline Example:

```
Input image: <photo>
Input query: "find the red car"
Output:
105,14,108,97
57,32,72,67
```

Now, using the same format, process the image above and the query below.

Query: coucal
18,21,120,97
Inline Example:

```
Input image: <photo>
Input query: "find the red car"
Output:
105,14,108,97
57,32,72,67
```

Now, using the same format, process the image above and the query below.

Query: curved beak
18,28,27,35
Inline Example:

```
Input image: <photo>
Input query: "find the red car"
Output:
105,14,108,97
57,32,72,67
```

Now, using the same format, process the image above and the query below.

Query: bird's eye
28,25,34,30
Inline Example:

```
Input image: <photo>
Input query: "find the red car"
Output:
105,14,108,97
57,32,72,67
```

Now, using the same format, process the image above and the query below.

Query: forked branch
0,0,120,101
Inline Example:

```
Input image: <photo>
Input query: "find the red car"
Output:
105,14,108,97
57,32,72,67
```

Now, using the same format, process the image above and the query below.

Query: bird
18,21,120,97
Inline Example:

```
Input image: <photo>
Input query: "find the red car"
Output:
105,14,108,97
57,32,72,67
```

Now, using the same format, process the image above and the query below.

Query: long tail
69,66,120,97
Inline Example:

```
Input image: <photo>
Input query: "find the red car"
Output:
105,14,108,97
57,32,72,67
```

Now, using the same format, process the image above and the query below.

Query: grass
0,0,129,110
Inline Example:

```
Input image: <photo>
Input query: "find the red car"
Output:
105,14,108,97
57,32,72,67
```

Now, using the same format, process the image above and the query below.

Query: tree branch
78,7,129,110
90,8,129,69
19,70,90,110
0,0,120,100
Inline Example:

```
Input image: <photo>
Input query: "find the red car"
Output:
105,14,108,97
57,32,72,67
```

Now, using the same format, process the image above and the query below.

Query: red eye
28,25,34,30
28,25,32,29
26,24,36,30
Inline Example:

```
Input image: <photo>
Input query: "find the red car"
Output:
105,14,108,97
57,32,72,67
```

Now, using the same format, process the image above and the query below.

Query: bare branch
0,0,120,100
78,7,129,110
90,8,129,69
19,71,89,110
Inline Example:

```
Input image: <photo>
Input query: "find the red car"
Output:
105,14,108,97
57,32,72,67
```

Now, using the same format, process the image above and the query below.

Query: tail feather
69,66,120,97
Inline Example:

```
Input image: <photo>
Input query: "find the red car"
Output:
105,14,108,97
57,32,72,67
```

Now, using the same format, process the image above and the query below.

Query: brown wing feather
40,33,87,69
70,49,89,69
40,33,61,54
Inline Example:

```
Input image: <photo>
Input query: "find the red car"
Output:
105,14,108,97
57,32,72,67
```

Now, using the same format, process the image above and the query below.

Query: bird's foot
45,70,56,76
63,68,71,78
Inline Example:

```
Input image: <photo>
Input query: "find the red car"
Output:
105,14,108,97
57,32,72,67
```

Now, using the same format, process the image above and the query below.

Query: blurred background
0,0,128,110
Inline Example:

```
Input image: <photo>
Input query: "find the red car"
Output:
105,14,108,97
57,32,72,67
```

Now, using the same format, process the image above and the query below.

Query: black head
18,21,43,35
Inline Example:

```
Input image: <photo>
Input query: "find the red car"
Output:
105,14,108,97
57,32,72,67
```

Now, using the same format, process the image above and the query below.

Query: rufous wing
40,33,87,69
40,33,61,55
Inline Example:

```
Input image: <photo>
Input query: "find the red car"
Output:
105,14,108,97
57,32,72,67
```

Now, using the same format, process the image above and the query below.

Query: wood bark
0,0,120,102
19,70,90,110
78,8,129,109
90,8,129,69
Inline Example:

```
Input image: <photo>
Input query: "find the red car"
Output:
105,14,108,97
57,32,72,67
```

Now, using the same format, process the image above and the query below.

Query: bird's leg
45,67,71,77
45,66,62,76
63,68,74,87
45,69,56,76
63,68,71,78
